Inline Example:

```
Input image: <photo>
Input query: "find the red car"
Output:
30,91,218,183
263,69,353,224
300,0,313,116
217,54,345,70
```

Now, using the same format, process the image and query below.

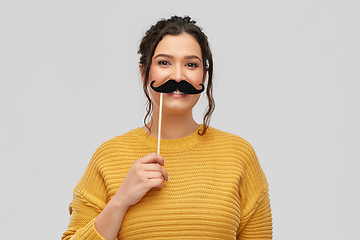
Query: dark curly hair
138,15,214,135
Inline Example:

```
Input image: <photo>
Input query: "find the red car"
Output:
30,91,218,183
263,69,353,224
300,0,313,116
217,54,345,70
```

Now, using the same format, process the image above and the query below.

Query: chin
162,103,195,115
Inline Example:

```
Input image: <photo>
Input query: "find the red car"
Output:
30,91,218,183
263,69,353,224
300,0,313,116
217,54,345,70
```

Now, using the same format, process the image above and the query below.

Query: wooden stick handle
157,93,163,154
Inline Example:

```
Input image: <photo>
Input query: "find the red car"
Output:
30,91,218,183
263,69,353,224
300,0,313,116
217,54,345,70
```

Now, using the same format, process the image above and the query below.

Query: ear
139,64,145,83
203,70,208,83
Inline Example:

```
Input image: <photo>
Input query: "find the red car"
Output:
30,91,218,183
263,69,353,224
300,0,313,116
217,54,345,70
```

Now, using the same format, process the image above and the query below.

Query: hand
114,153,169,208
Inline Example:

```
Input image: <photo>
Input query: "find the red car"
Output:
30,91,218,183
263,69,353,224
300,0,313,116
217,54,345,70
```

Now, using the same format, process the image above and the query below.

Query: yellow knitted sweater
62,126,272,239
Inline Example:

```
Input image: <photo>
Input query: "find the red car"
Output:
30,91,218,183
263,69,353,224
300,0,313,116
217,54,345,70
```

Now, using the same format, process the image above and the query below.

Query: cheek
187,71,204,86
148,85,159,102
149,66,169,83
190,94,201,104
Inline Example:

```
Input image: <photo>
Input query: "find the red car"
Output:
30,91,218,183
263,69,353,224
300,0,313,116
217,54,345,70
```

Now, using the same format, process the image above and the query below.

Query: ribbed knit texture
62,126,272,239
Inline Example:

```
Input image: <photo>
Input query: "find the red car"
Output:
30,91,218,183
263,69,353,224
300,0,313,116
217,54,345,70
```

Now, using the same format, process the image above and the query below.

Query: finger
146,171,163,179
159,167,169,181
147,178,164,190
143,163,163,171
143,164,169,181
136,153,165,166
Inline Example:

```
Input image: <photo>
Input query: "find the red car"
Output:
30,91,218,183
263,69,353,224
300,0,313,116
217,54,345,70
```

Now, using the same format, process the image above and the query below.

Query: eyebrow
153,54,202,62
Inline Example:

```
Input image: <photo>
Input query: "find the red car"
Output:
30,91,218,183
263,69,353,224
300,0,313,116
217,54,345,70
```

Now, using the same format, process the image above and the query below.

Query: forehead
153,33,202,58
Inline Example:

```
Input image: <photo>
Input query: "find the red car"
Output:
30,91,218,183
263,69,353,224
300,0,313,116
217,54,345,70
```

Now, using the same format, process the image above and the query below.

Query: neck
144,111,199,139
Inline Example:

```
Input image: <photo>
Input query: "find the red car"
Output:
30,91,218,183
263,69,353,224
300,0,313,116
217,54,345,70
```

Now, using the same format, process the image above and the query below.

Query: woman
62,16,272,240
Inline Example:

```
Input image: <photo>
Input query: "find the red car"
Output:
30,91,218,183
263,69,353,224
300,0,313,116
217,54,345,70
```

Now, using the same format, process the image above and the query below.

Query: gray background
0,1,359,239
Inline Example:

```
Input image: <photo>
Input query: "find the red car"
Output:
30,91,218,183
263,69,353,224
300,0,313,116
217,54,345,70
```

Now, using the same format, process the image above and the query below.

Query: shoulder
206,126,269,182
204,126,260,166
205,126,256,151
90,128,143,164
98,128,142,149
75,128,145,192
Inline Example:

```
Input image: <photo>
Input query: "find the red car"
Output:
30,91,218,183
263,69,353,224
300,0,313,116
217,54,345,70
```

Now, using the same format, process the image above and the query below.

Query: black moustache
150,80,204,94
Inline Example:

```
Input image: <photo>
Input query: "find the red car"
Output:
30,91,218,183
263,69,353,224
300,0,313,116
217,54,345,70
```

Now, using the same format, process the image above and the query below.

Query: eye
186,62,198,68
158,60,170,66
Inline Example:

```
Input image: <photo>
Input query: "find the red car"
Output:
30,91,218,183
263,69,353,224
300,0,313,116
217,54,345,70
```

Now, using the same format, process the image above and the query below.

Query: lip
166,91,188,98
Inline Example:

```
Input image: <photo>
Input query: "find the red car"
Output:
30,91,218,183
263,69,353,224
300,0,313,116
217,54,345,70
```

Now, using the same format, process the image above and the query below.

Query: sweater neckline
132,124,206,153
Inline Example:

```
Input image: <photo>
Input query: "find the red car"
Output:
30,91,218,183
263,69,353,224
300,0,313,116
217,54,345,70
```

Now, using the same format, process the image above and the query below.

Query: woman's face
147,33,204,115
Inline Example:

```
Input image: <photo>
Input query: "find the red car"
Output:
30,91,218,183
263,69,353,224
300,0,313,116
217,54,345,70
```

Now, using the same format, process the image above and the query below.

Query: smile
172,90,185,95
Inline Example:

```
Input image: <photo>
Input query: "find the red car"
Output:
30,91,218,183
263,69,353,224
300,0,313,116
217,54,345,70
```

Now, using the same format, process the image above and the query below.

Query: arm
237,188,272,239
62,153,169,240
61,188,107,240
94,153,169,240
236,140,273,239
94,196,129,240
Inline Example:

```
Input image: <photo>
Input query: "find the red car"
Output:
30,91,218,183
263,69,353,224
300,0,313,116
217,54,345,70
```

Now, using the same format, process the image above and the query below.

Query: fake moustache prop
150,80,204,94
150,79,204,154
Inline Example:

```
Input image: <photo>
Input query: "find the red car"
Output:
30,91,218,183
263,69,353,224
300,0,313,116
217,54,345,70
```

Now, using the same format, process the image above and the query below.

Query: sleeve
236,141,273,239
62,146,113,240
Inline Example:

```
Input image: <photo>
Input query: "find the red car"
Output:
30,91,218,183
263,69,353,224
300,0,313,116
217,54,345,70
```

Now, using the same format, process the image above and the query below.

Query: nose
172,64,184,82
